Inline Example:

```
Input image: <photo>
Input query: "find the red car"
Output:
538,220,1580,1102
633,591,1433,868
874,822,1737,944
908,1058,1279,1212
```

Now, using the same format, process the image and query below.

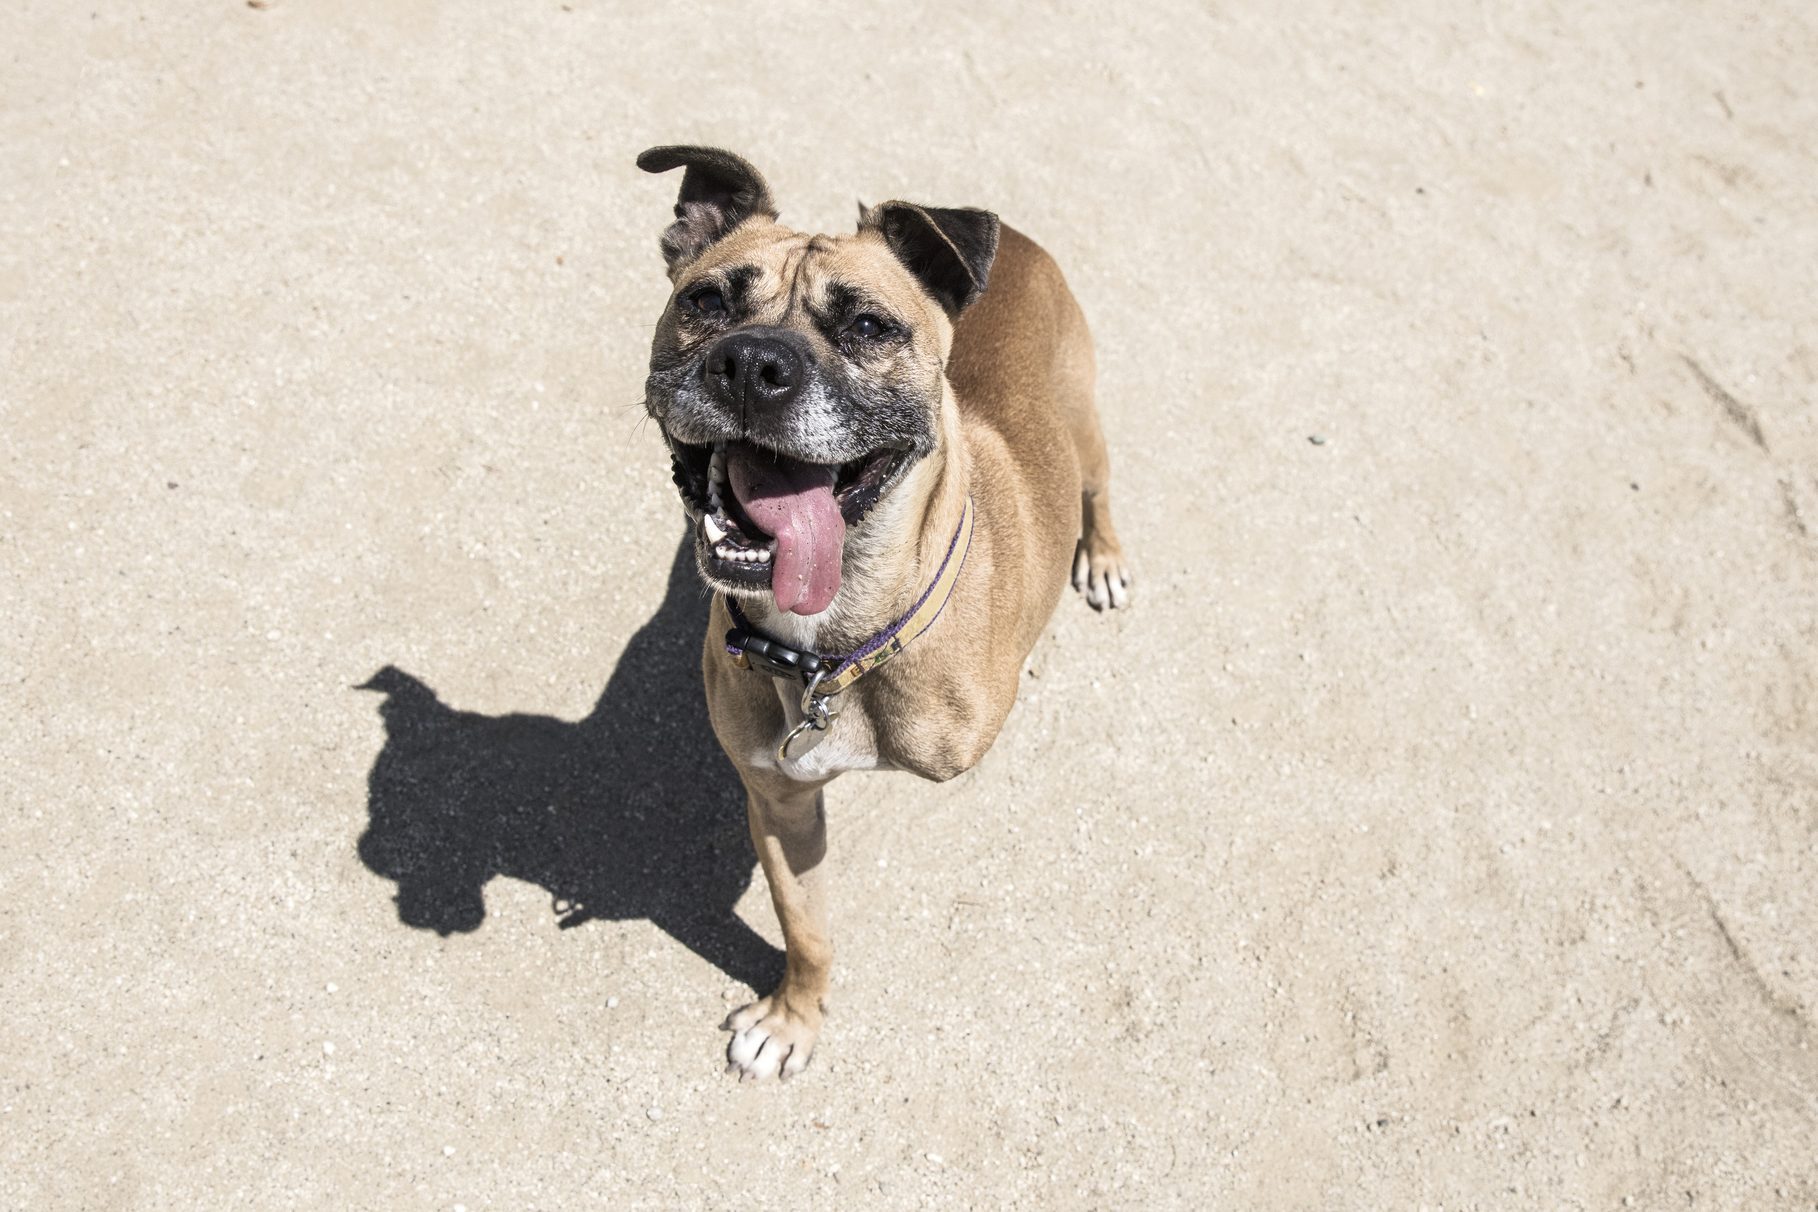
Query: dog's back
948,224,1121,646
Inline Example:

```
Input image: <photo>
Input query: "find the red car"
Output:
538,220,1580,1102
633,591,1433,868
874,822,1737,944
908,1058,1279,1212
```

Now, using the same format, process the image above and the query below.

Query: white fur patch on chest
752,679,892,781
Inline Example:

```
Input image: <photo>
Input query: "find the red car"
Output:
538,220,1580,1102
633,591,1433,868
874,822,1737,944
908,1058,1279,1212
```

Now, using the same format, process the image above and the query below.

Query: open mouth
665,435,912,615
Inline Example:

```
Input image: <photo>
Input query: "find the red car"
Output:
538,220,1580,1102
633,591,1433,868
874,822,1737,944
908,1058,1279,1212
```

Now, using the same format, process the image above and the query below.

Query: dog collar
723,496,974,758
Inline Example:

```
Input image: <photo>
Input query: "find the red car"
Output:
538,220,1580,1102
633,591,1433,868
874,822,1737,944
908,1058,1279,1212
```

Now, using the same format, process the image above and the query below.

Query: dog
637,145,1130,1080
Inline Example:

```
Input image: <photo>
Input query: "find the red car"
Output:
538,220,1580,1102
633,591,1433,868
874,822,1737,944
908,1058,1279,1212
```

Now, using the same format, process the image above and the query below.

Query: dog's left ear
864,202,1000,318
637,145,778,272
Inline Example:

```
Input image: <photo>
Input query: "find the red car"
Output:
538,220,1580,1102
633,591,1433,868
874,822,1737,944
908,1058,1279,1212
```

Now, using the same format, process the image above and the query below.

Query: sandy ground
3,2,1817,1208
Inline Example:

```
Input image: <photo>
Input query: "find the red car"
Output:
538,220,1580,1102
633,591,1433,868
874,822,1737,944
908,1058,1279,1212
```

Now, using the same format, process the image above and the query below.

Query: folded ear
864,201,1000,318
636,145,778,270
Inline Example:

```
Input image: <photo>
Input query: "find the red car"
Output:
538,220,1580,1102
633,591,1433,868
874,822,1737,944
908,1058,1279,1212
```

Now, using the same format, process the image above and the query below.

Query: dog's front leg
724,769,831,1081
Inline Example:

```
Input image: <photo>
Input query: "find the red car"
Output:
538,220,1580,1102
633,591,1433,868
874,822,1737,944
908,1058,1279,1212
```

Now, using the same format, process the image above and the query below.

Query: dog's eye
688,288,727,316
848,313,889,340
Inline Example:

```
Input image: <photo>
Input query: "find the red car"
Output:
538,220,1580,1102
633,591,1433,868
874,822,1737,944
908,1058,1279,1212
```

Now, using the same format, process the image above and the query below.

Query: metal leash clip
778,668,841,761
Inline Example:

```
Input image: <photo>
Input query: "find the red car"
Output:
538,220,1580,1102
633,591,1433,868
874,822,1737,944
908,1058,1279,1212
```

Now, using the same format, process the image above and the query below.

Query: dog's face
639,146,998,616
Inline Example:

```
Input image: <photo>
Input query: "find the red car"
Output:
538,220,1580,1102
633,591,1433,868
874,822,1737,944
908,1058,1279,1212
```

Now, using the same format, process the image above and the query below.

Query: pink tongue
726,446,846,615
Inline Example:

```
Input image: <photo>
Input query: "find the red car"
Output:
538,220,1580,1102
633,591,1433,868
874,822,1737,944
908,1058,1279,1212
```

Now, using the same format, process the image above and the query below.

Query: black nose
704,330,807,411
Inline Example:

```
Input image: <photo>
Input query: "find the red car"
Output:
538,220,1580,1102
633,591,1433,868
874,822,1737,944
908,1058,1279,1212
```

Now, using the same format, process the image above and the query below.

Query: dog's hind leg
1068,393,1132,611
722,770,831,1081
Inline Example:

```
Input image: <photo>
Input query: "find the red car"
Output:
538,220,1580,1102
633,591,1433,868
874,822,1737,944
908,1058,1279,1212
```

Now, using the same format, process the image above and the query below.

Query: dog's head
638,145,999,617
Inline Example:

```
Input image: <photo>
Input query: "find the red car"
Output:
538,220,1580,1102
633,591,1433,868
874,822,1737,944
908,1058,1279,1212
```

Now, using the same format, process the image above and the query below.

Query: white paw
1072,544,1132,611
723,995,820,1082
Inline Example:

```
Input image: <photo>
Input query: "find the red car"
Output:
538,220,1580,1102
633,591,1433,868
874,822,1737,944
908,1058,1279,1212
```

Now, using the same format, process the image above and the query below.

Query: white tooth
755,548,772,564
709,450,726,482
715,544,734,559
703,514,726,543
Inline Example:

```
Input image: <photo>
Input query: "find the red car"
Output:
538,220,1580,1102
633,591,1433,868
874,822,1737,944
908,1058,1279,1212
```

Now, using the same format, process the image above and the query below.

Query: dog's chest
757,679,893,781
740,613,893,780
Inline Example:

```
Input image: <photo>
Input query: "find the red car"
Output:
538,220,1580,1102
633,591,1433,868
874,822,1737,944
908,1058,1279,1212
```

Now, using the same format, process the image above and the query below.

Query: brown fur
640,150,1129,1079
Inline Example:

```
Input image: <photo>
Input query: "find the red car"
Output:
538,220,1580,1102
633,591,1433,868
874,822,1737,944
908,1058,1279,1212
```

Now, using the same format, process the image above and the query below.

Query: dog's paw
722,994,822,1082
1072,540,1132,611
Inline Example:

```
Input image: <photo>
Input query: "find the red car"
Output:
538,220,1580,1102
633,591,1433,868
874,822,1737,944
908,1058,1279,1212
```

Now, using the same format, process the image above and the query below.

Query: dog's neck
739,400,971,659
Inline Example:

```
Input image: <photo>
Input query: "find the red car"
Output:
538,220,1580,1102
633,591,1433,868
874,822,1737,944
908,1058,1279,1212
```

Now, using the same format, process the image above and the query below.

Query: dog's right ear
863,201,1000,319
636,145,778,273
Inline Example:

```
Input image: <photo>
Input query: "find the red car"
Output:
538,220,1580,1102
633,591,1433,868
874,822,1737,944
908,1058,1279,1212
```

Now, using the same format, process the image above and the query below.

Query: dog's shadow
355,536,783,992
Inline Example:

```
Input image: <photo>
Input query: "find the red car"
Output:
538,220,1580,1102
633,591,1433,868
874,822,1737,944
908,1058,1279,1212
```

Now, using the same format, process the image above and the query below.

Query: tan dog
638,146,1130,1079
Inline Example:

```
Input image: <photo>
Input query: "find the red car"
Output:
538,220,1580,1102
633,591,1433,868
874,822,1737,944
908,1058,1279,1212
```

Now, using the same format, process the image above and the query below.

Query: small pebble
321,1042,335,1056
1309,434,1326,446
325,982,338,994
606,996,619,1009
647,1106,664,1122
925,1152,943,1165
443,1146,455,1157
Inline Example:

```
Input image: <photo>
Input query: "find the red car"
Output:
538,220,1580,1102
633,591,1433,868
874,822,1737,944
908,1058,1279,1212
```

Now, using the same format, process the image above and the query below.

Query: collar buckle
725,624,825,686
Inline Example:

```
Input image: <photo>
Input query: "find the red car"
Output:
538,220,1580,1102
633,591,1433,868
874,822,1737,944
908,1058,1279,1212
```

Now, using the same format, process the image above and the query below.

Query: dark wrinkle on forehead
820,283,861,323
816,280,902,319
722,264,757,308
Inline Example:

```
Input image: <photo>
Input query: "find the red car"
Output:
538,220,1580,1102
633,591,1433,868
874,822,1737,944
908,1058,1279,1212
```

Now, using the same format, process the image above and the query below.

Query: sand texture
3,2,1816,1208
